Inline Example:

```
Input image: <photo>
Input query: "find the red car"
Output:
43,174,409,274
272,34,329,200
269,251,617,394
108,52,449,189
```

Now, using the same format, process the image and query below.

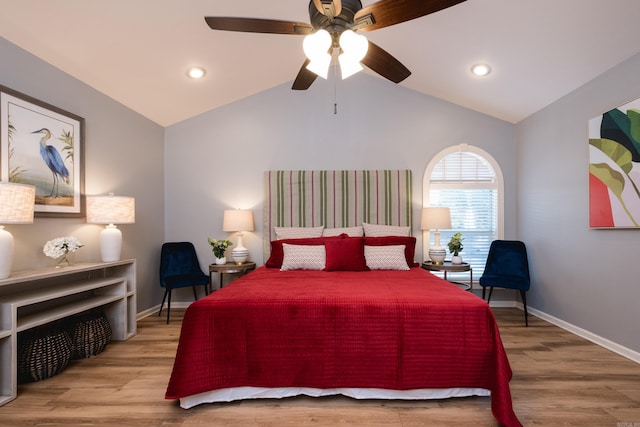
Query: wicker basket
69,310,112,359
17,324,73,384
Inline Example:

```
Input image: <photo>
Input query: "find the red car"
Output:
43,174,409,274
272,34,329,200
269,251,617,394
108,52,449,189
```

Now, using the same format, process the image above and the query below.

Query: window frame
422,144,504,285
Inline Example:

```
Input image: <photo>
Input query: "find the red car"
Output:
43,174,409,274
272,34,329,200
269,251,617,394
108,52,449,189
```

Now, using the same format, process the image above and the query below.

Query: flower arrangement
447,232,464,256
43,236,84,267
207,238,232,259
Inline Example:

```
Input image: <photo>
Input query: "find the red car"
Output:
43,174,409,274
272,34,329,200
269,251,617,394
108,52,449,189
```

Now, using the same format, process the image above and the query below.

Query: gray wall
0,37,165,313
517,52,640,354
165,72,516,293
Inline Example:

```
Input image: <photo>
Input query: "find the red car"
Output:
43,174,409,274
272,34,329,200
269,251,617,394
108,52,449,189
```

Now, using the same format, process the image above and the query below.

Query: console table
0,259,136,406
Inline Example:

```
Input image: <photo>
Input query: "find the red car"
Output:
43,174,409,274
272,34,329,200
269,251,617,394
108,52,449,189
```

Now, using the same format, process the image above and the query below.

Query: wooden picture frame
0,85,85,217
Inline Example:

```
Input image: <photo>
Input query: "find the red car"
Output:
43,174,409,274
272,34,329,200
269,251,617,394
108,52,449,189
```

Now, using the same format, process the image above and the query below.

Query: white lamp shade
222,210,254,233
86,194,135,224
87,194,135,262
0,182,35,279
420,207,451,231
0,182,36,224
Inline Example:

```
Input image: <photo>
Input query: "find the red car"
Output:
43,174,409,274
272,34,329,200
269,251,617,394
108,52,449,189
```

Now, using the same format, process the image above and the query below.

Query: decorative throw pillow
364,245,410,270
322,226,364,237
324,236,369,271
281,244,326,271
274,226,324,240
363,236,419,267
362,222,411,237
266,237,328,268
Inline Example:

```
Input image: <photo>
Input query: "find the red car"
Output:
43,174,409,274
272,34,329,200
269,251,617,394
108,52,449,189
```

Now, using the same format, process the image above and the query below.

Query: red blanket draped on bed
166,267,521,427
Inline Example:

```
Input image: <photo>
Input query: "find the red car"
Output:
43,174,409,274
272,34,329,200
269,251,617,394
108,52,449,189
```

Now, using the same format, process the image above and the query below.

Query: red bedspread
166,267,521,427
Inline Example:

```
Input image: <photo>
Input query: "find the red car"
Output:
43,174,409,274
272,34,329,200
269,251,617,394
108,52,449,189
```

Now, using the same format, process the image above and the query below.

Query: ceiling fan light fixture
186,66,206,79
303,29,332,78
471,63,491,77
338,30,368,79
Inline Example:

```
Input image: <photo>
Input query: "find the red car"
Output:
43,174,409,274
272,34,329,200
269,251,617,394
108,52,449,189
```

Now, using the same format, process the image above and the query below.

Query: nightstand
421,260,472,291
209,261,256,292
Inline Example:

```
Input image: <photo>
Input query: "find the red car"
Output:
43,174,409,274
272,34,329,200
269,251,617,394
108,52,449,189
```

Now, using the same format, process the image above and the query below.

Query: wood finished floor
2,308,639,426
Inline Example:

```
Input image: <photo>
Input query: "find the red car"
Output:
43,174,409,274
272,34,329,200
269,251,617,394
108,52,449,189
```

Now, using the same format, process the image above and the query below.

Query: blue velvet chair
158,242,209,323
479,240,531,326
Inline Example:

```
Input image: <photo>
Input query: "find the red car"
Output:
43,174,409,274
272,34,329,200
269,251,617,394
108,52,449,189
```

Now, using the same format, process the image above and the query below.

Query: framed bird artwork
0,85,84,217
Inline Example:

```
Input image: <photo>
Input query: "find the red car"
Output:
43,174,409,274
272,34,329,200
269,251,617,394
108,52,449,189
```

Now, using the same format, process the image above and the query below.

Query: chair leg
204,284,209,296
520,290,529,327
158,289,168,317
482,286,486,300
192,286,198,301
487,287,494,303
166,289,172,324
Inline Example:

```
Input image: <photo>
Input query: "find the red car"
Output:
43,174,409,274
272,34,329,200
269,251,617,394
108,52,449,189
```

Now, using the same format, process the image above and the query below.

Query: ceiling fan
205,0,467,90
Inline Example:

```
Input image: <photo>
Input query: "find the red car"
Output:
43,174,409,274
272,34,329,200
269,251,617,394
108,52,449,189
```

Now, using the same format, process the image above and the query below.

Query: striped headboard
263,170,413,259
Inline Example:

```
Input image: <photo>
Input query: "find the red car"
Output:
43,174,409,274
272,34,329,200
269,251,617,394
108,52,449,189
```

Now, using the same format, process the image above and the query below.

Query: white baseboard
485,299,640,364
514,303,640,364
137,302,191,320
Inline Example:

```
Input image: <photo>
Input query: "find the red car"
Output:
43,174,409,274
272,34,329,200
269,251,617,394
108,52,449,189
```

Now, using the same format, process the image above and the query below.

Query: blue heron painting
31,128,70,197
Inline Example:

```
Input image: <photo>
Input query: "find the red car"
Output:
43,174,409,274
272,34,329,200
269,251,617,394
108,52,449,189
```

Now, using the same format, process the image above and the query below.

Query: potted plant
208,238,232,265
447,232,464,264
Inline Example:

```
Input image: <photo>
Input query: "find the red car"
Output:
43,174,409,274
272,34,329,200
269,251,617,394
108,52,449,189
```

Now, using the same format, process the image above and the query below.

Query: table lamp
87,193,135,262
223,209,254,264
0,182,35,279
421,207,451,264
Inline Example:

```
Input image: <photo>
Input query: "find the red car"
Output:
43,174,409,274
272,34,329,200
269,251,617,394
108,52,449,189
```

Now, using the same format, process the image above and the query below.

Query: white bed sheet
180,386,491,409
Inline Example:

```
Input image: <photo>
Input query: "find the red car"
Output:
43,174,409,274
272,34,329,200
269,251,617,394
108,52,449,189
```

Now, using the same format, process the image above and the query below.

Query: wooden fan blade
205,17,313,35
312,0,342,18
361,41,411,84
355,0,466,32
292,59,319,90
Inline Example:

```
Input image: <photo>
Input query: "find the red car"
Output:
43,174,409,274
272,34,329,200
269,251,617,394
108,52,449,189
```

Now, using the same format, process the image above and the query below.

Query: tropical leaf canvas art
588,98,640,228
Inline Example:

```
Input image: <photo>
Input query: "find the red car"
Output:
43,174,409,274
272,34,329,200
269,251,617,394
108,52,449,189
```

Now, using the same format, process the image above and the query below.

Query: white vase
215,256,226,265
451,255,463,264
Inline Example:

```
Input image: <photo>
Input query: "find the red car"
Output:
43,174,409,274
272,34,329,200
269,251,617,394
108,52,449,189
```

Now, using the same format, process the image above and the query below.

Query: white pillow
280,243,326,271
364,245,410,270
322,226,364,237
275,226,324,240
362,222,411,237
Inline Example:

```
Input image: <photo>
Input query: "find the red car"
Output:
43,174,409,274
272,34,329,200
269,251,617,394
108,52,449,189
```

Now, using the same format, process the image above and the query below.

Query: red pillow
324,236,369,271
266,237,328,268
363,236,419,267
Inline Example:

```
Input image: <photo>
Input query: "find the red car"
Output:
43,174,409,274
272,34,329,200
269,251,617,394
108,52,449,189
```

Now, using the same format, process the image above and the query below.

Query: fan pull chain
333,63,338,115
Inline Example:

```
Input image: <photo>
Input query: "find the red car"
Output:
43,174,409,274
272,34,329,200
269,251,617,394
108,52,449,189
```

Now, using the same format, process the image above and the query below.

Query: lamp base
100,224,122,262
231,248,249,264
428,248,446,265
0,226,14,279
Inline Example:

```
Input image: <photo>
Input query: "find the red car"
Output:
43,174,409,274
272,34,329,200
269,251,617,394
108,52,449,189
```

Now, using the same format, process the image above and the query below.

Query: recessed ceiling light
186,66,206,79
471,63,491,77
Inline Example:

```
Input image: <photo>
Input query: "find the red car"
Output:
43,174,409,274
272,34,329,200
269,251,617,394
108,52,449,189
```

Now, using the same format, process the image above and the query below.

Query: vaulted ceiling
2,0,639,127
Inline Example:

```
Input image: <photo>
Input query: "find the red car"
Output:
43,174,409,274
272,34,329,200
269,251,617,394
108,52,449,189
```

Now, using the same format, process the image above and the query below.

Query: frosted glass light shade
223,209,254,264
338,30,368,79
303,29,332,79
87,194,135,262
0,182,35,279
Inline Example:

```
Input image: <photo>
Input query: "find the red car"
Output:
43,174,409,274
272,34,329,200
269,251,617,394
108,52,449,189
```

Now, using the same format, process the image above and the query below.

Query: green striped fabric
264,170,413,259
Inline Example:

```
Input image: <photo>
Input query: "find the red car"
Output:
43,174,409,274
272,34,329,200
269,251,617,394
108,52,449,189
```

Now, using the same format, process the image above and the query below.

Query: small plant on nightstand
447,232,464,264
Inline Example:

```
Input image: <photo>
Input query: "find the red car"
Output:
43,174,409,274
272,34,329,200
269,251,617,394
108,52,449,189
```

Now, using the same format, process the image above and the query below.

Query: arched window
423,145,504,283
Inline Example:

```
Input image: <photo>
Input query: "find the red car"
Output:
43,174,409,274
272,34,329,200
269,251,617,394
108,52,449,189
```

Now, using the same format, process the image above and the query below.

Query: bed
165,170,521,426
